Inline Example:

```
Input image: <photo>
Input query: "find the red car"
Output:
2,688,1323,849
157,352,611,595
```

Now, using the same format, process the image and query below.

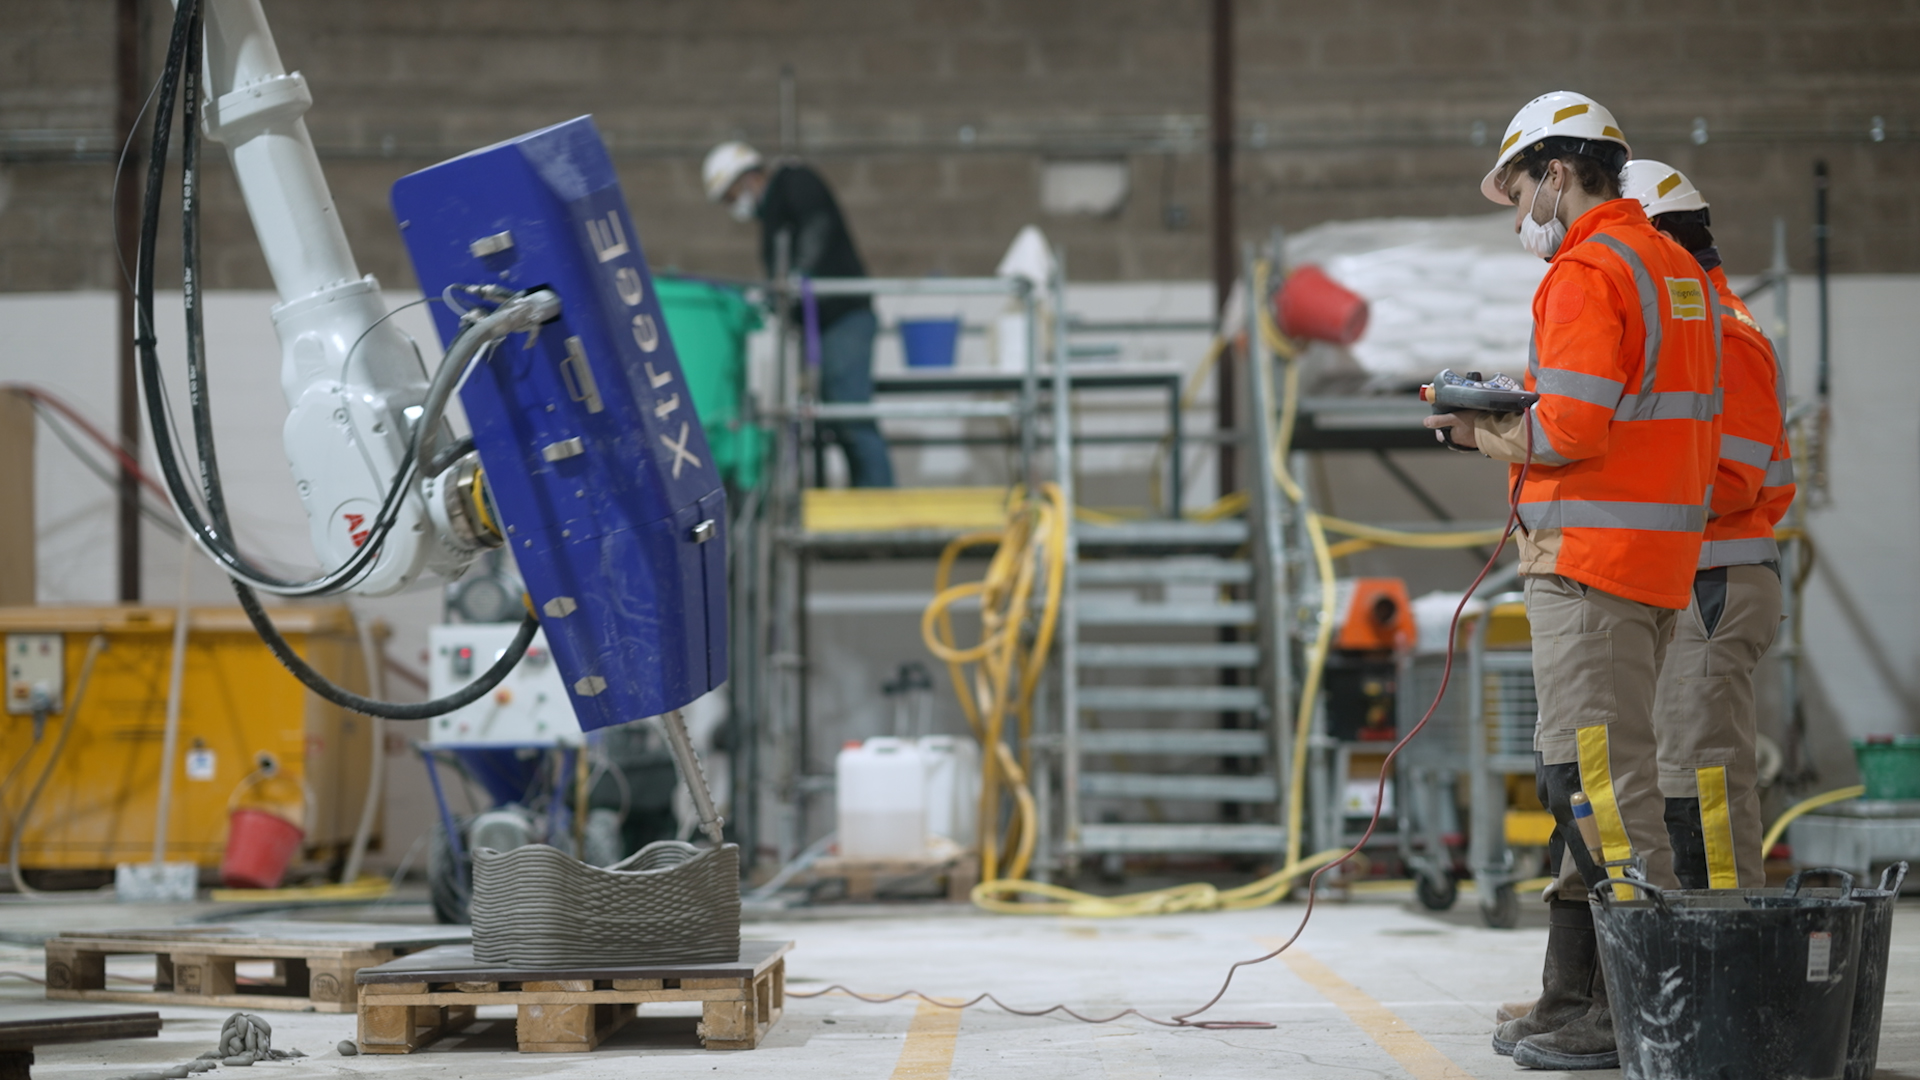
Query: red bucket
220,808,304,889
1274,265,1369,346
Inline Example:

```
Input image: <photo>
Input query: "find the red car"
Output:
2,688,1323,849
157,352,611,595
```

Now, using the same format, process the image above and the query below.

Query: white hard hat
1480,91,1632,205
702,141,763,203
1621,159,1709,219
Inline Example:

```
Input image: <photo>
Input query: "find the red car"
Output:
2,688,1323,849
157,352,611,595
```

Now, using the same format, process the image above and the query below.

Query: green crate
1854,736,1920,801
655,275,764,490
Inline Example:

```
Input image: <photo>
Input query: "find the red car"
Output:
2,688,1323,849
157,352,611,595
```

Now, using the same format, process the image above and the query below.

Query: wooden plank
53,937,413,962
681,977,746,991
357,940,791,984
45,989,355,1015
42,945,104,993
51,921,467,946
306,960,363,1008
0,1004,161,1048
169,955,235,997
451,981,500,994
363,981,431,996
698,1000,753,1045
357,1002,415,1051
608,978,663,991
517,1001,632,1054
946,855,982,903
362,989,743,1006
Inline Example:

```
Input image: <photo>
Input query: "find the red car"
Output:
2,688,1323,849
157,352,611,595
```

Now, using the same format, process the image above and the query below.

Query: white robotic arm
190,0,481,595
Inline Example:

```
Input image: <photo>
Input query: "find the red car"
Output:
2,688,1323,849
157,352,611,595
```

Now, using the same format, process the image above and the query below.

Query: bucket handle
1783,867,1855,899
1593,876,1670,914
1878,861,1910,896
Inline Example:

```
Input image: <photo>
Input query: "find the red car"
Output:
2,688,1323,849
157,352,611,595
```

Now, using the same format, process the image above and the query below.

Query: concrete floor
1,888,1915,1079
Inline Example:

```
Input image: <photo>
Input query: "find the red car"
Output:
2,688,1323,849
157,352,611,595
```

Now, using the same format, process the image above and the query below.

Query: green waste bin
655,275,764,490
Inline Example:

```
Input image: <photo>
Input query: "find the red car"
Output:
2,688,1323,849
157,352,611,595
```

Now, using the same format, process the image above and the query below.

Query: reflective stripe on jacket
1698,264,1795,568
1474,199,1719,609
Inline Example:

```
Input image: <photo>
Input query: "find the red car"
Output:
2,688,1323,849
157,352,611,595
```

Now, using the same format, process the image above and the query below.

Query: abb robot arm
149,0,727,735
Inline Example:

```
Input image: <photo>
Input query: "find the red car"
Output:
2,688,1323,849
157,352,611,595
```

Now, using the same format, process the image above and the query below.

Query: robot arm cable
137,0,556,598
231,581,540,721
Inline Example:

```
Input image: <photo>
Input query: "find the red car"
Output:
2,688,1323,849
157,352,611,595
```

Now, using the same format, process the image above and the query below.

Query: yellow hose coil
921,485,1068,885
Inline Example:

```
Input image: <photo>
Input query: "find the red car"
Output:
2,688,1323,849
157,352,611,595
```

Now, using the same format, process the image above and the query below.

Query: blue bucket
899,318,961,368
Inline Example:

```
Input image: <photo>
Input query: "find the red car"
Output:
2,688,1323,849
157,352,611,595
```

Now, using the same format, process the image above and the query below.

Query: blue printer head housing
391,116,727,732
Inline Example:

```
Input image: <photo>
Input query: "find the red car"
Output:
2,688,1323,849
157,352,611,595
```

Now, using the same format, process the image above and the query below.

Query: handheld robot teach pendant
1418,369,1540,451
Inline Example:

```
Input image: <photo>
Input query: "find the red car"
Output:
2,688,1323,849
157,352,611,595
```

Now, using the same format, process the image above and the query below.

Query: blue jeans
817,308,894,488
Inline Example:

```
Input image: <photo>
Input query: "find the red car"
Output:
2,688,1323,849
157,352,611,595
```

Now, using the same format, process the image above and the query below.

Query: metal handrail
798,276,1030,298
1244,244,1295,857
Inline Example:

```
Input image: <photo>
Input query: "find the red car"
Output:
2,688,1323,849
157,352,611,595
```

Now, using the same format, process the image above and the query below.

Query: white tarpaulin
1285,213,1546,384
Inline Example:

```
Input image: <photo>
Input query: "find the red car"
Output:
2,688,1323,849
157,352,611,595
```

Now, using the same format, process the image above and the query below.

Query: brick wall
3,0,1916,292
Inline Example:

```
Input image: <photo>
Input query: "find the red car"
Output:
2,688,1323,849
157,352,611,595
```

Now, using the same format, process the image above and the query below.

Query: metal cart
1395,596,1542,927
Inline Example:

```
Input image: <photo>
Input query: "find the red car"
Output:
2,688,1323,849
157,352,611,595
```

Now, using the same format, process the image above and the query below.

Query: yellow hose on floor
1760,785,1866,857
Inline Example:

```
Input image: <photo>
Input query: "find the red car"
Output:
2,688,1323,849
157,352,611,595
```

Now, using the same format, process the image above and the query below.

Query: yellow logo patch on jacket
1665,278,1708,321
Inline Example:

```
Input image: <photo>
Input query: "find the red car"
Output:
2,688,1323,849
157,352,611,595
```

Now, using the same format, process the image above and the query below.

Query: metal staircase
1053,519,1291,866
1044,273,1299,875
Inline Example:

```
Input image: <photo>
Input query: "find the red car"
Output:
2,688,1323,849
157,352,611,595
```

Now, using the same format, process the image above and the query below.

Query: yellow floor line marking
889,999,963,1080
1268,943,1473,1080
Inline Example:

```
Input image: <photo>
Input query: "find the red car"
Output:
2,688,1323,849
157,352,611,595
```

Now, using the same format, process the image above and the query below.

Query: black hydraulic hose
136,0,437,596
232,580,540,720
180,3,232,545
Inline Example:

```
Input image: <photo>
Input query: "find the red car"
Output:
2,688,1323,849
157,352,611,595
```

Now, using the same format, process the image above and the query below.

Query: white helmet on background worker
702,141,764,204
1480,91,1632,205
1621,159,1709,219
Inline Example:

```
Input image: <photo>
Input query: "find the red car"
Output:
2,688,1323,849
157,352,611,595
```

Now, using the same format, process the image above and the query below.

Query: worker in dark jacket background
704,141,894,487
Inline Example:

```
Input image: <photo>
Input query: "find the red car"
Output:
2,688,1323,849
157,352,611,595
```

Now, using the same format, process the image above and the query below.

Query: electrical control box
392,116,728,732
6,633,62,715
427,623,583,747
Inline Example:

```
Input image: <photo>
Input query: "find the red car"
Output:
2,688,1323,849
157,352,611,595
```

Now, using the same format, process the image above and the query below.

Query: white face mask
1518,171,1568,260
729,191,759,223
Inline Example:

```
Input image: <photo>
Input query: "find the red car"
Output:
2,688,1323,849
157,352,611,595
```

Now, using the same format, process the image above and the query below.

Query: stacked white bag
1285,213,1546,385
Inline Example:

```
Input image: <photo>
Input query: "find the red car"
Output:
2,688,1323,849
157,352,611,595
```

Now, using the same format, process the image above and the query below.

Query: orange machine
0,606,373,875
1325,578,1416,745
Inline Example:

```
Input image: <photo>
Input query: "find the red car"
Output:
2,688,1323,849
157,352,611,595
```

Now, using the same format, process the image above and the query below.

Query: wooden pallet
43,922,471,1014
811,853,980,902
354,941,791,1054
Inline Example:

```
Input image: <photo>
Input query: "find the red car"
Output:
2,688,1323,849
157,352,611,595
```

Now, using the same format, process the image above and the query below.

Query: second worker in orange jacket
1623,160,1796,892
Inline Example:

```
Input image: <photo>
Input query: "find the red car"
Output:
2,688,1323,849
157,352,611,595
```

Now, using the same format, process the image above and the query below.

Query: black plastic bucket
1593,878,1865,1080
1673,865,1911,1080
1838,864,1907,1080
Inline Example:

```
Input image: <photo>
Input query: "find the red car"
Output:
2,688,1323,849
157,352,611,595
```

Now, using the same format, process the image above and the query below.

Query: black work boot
1665,797,1709,890
1512,947,1619,1070
1490,900,1597,1056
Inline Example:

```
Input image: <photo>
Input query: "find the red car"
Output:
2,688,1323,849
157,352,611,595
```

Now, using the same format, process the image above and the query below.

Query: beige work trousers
1652,563,1784,889
1525,574,1679,899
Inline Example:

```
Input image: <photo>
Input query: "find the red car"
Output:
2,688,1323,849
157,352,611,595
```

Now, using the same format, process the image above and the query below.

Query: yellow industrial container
0,606,374,873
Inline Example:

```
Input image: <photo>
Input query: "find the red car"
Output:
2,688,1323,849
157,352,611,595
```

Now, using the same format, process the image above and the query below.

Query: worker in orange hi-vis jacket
1623,160,1795,894
1424,92,1721,1073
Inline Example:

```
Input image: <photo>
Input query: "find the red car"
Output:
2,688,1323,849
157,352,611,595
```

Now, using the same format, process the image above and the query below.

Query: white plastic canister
917,736,980,846
835,737,927,859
